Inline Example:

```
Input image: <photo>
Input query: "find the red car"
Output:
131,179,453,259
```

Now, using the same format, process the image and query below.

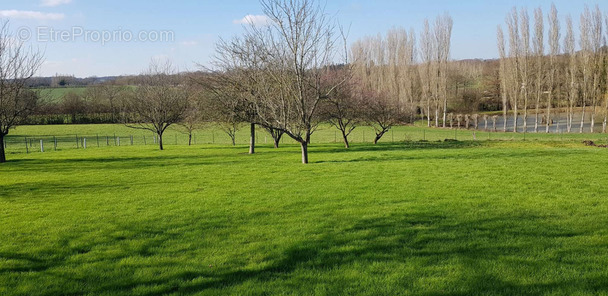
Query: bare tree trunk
591,108,596,133
435,107,439,128
484,116,488,131
442,101,447,128
249,122,255,154
603,110,607,133
300,141,308,164
568,103,573,133
546,97,552,133
0,134,6,163
373,133,383,145
580,105,586,133
188,133,192,146
513,107,518,133
534,109,540,133
158,132,164,150
342,130,350,149
267,127,283,149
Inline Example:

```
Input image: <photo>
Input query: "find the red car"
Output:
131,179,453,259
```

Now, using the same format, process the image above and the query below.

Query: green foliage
1,137,608,294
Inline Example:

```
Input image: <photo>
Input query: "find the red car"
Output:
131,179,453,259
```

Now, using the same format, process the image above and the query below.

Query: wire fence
4,125,608,155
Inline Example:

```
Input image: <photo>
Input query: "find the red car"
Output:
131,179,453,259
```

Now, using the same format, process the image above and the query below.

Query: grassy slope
2,140,608,295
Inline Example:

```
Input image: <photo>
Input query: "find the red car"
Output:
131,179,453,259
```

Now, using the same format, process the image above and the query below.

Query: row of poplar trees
497,4,608,134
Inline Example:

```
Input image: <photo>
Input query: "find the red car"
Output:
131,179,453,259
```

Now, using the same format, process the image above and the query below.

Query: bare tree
236,0,347,164
0,21,44,163
179,88,206,146
565,16,577,133
506,8,521,133
320,69,360,148
436,14,453,128
419,20,435,127
363,89,405,144
604,12,608,133
533,7,544,133
588,6,603,133
579,10,589,134
497,25,509,132
519,8,531,134
547,4,560,133
122,60,189,150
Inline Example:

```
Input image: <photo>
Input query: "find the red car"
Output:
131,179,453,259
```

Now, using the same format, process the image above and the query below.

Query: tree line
497,4,608,134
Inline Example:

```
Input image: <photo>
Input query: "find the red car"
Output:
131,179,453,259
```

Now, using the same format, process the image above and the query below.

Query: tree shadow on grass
166,211,606,295
314,141,581,164
2,209,607,295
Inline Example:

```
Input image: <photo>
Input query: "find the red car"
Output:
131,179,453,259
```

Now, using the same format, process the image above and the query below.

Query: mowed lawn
2,140,608,295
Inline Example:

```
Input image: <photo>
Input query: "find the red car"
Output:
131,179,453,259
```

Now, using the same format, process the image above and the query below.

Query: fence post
130,135,134,145
84,138,87,149
40,140,44,152
106,136,109,146
114,133,117,146
54,136,57,151
25,137,28,154
117,137,120,146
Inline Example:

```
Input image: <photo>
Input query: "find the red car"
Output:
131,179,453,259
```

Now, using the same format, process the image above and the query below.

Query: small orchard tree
319,69,360,148
179,88,206,146
122,61,189,150
0,21,44,163
363,89,406,144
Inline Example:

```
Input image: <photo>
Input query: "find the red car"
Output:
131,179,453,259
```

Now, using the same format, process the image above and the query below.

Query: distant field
35,87,88,103
2,139,608,295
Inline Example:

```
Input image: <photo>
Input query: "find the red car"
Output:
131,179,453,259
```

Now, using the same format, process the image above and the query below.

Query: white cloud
0,10,64,21
233,14,271,26
40,0,72,7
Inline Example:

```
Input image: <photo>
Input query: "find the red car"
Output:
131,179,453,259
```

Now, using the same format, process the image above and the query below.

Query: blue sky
0,0,606,77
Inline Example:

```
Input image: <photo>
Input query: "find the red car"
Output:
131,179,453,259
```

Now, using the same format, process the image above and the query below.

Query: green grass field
2,125,608,295
35,87,88,103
